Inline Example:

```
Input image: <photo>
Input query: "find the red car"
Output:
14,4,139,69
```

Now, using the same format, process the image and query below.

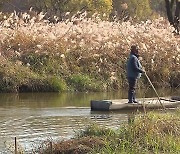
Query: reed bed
0,12,179,92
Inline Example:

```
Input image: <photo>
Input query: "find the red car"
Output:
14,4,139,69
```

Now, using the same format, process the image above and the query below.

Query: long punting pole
144,71,166,110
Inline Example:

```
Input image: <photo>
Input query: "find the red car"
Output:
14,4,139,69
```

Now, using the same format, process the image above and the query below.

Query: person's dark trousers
128,77,137,103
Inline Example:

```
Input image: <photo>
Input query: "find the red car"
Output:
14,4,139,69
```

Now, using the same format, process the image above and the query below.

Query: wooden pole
15,137,17,154
50,141,53,154
144,71,166,110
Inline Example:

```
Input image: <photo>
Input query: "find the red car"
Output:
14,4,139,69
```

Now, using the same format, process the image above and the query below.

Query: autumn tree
150,0,166,16
0,0,112,20
112,0,152,21
29,0,113,20
0,0,10,9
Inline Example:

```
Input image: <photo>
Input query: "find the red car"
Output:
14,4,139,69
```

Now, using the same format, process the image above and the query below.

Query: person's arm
132,57,144,73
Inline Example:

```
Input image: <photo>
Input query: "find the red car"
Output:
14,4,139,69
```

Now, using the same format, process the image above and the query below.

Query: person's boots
128,90,133,103
132,93,138,103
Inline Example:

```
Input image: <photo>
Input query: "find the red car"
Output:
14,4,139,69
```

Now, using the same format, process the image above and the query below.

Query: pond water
0,89,179,153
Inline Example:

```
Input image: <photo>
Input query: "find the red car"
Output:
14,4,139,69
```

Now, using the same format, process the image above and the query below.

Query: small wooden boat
171,96,180,101
91,97,180,111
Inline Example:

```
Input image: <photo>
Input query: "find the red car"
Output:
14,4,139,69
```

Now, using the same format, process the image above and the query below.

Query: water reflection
0,108,128,153
0,88,179,108
0,92,128,108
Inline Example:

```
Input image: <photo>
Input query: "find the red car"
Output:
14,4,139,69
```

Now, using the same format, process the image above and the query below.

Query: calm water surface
0,89,179,153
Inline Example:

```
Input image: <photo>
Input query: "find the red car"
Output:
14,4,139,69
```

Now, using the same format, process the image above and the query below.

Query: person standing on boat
127,45,144,103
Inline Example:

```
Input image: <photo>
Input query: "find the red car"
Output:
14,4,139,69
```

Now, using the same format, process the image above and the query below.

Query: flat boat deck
91,97,180,111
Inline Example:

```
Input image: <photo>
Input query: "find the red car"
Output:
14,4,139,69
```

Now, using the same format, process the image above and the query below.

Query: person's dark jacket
127,52,143,79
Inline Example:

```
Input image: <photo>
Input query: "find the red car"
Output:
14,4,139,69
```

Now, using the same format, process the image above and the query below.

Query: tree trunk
165,0,174,25
165,0,180,33
174,0,180,33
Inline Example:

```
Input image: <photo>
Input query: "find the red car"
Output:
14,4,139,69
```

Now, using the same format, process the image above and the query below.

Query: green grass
15,110,180,153
48,76,67,92
67,74,103,92
77,111,180,154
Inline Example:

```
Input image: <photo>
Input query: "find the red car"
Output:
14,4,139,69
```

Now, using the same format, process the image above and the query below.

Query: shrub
67,74,102,92
48,76,67,92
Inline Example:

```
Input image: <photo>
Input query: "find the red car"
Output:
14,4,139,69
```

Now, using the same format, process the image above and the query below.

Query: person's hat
131,45,138,51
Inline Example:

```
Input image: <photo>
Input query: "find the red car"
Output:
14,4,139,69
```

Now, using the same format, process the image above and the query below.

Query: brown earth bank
37,136,105,154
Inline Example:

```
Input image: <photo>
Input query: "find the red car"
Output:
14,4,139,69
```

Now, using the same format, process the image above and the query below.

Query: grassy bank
0,12,180,92
35,110,180,154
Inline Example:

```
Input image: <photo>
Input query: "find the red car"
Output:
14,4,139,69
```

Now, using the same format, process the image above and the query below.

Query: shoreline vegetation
0,12,180,93
13,110,178,153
